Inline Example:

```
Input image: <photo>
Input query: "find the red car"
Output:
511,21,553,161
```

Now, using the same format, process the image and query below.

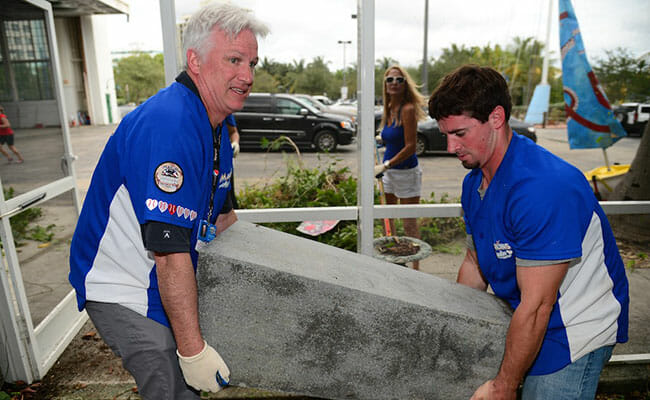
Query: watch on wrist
383,160,391,169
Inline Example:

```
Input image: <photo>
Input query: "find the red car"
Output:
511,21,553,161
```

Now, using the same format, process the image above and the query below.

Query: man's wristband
383,160,391,169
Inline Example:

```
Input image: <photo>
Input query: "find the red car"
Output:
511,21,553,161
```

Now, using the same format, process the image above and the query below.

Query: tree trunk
610,122,650,244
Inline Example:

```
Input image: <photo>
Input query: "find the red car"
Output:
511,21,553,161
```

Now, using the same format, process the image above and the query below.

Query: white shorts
382,166,422,198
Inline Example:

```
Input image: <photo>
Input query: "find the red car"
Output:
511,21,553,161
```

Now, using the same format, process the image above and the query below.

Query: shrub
1,187,55,247
236,156,465,252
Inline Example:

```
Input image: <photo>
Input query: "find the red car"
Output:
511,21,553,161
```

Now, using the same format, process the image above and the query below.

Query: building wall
54,17,85,127
80,15,119,125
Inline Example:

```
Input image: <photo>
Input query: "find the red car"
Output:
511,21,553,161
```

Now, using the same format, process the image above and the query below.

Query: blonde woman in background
374,65,427,270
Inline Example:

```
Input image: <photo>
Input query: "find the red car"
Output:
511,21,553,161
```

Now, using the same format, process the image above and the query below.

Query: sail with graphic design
559,0,626,149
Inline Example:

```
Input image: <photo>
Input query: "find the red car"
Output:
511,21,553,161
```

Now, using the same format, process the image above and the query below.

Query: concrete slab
197,221,512,400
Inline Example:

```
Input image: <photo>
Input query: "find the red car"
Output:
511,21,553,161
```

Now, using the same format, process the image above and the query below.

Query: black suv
234,93,356,152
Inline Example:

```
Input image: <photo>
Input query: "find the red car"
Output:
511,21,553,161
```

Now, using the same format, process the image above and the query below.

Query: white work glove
231,141,240,158
375,135,383,145
177,340,230,393
374,163,388,178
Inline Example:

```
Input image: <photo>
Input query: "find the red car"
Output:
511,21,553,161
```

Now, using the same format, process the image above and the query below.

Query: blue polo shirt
69,73,233,327
461,133,628,375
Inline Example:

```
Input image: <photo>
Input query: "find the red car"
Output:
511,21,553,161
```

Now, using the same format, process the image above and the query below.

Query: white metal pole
338,40,352,99
422,0,429,95
356,0,375,256
541,0,553,85
160,0,180,86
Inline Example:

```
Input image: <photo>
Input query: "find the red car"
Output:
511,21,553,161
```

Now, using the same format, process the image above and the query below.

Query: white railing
237,201,650,223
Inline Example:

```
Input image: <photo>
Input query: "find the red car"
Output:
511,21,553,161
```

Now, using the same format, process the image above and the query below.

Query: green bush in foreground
1,188,55,247
236,155,465,252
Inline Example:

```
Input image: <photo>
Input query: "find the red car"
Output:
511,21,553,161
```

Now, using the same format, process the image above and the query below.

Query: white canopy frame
1,0,648,384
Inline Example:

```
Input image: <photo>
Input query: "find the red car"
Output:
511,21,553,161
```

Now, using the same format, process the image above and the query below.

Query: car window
276,98,303,115
298,96,321,110
242,97,273,113
641,106,650,113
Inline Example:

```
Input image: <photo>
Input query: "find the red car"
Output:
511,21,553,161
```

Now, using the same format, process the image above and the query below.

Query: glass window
13,61,53,100
5,20,50,61
0,64,10,102
276,98,302,115
241,97,273,113
3,19,53,100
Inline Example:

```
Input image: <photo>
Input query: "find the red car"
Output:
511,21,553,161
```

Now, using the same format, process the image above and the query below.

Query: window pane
14,61,53,100
6,21,35,60
276,99,301,115
30,20,49,59
5,20,49,61
0,64,11,101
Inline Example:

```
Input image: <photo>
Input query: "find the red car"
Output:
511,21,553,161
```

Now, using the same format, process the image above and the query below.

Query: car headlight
527,126,536,133
340,120,353,130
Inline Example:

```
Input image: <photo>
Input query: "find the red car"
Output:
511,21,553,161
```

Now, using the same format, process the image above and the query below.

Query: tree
593,48,650,103
114,53,164,104
610,121,650,243
252,69,278,93
293,57,333,95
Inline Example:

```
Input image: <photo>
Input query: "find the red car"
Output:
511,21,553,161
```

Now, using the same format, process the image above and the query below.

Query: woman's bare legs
400,196,421,270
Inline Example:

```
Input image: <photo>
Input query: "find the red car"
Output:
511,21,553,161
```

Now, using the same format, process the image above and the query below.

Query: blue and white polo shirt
69,74,233,327
461,133,629,375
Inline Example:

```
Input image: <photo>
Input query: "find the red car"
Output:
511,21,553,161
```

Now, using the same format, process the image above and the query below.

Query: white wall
80,15,120,125
54,18,84,127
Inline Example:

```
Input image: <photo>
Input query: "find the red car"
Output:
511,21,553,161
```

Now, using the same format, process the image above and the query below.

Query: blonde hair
380,65,426,129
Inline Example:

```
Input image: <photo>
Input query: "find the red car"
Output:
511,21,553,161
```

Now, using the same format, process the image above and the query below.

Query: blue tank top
381,119,418,169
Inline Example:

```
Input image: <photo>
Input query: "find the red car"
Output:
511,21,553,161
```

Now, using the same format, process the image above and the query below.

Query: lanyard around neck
206,125,222,222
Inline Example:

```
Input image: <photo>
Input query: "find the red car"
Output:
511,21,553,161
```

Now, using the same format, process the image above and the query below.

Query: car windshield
297,96,325,111
292,97,322,115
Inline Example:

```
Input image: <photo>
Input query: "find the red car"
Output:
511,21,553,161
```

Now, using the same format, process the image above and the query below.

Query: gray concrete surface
198,221,512,400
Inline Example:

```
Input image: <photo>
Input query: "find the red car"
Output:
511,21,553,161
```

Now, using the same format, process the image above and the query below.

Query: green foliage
418,193,466,248
237,155,359,251
236,158,465,252
252,69,279,93
593,47,650,103
114,52,165,104
1,187,55,247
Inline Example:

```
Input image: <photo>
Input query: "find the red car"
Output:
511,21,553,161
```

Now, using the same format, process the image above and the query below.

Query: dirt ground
2,238,649,400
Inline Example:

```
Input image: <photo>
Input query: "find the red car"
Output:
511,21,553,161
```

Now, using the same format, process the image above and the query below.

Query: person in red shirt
0,105,24,164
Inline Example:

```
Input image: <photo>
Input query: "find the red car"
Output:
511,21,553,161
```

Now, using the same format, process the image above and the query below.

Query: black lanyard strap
206,125,222,222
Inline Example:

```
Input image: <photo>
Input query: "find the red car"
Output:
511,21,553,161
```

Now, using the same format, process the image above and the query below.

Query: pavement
2,124,648,398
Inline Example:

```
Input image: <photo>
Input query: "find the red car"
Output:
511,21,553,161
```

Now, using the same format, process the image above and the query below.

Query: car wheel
314,130,337,152
415,134,427,157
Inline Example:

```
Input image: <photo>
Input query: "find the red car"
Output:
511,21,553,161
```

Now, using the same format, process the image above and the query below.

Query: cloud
108,0,650,69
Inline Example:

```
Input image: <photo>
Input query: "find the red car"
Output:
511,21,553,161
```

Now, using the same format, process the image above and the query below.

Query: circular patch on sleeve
154,162,184,193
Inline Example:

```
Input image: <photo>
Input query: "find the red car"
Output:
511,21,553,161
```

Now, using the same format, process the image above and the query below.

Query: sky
106,0,650,70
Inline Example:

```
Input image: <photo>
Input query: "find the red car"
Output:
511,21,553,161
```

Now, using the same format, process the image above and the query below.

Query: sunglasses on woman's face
385,76,405,84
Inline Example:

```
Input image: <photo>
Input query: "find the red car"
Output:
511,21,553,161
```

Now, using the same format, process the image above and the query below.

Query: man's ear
186,49,201,75
489,105,507,129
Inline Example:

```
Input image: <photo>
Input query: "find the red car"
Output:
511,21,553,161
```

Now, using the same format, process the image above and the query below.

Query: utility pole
338,40,352,99
422,0,429,95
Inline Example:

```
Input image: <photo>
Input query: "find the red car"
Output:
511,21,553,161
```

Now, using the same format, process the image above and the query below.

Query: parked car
312,95,334,106
374,112,537,156
414,117,537,156
614,102,649,136
234,93,356,152
294,93,357,123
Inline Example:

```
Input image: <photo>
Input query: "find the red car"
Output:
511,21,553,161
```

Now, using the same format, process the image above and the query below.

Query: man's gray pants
85,301,200,400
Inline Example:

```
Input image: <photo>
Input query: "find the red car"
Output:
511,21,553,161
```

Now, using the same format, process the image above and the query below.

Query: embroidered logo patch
494,241,513,259
154,162,184,193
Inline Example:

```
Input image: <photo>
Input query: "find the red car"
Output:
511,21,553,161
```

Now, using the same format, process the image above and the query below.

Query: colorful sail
559,0,626,149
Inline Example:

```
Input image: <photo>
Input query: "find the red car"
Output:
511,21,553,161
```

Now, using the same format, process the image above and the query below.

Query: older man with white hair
69,3,268,398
